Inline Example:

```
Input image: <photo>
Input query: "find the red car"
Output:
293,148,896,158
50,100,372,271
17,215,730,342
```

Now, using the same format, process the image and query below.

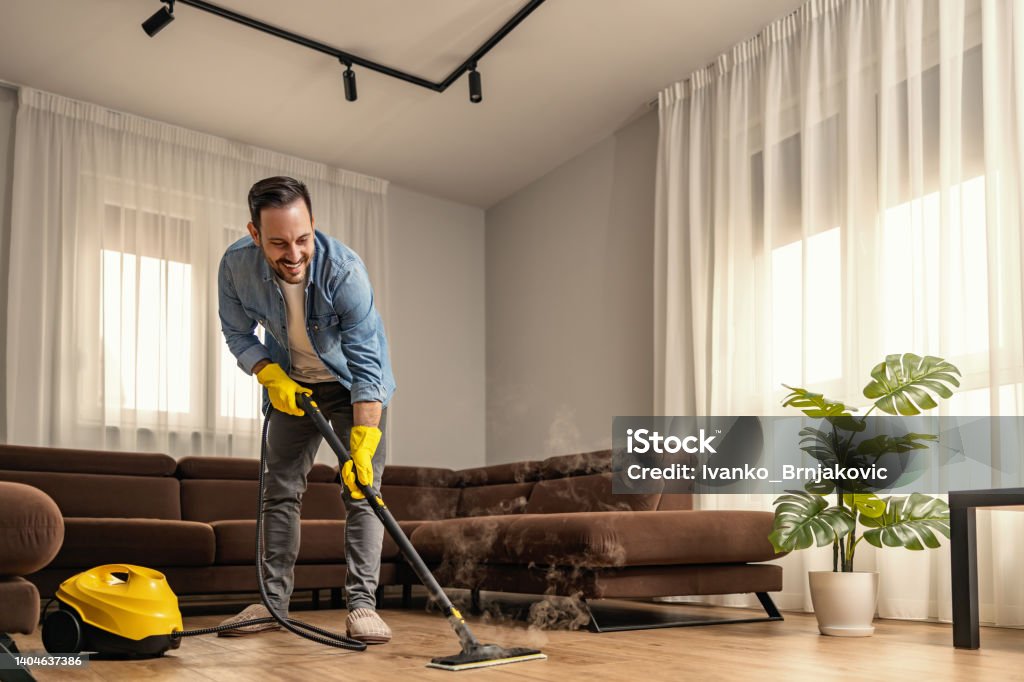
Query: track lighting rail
144,0,546,103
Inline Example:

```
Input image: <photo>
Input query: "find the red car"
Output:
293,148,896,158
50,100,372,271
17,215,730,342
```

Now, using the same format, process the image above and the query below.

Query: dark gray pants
261,381,387,613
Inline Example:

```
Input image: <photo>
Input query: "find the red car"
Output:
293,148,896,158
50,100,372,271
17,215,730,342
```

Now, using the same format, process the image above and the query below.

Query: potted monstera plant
769,353,960,636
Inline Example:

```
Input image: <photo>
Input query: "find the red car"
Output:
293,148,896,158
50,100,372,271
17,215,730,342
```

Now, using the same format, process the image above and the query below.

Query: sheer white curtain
6,88,389,459
655,0,1024,624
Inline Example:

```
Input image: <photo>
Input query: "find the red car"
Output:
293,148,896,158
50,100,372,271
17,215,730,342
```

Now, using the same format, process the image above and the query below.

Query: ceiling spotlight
341,60,358,102
468,64,482,103
142,0,175,38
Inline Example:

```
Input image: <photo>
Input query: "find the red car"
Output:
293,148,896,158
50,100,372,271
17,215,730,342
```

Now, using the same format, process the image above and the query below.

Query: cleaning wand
297,393,546,672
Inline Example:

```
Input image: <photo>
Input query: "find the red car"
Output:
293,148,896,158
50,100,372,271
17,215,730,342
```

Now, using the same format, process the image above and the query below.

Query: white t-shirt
276,275,335,383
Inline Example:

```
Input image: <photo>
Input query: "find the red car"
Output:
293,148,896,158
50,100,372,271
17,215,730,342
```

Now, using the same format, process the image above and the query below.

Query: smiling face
247,198,315,284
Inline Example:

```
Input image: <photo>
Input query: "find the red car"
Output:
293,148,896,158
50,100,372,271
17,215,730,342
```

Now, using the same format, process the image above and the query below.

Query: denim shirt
218,229,395,413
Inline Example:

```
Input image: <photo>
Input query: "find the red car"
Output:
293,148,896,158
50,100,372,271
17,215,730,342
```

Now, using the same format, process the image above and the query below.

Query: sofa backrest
526,472,662,513
177,456,345,522
524,450,681,514
0,443,695,521
455,460,542,517
376,449,691,519
0,444,181,519
379,466,459,520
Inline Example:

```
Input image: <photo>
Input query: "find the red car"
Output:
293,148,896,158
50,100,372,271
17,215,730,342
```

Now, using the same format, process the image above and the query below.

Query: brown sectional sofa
0,443,783,629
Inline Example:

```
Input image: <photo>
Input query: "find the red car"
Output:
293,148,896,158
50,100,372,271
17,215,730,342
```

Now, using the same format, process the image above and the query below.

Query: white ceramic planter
808,570,879,637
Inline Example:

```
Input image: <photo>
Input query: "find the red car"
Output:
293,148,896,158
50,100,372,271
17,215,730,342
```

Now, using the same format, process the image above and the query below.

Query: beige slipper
346,608,392,644
217,603,283,637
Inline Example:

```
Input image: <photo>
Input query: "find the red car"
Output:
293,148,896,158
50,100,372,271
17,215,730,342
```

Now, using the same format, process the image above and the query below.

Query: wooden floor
15,597,1024,682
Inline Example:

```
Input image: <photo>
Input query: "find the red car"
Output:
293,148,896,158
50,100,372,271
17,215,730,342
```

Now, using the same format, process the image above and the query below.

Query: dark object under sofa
0,443,783,630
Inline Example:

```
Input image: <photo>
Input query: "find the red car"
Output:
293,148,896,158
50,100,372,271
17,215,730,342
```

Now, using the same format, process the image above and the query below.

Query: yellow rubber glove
255,363,312,416
342,425,381,499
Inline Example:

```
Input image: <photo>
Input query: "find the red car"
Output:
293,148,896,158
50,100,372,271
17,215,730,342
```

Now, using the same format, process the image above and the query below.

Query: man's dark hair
247,176,312,231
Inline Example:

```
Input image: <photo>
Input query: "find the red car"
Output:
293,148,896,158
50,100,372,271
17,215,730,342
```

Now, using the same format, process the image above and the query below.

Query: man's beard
265,252,308,284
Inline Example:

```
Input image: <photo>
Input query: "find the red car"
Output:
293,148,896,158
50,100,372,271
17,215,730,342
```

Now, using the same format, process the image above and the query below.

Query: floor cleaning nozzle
427,642,547,672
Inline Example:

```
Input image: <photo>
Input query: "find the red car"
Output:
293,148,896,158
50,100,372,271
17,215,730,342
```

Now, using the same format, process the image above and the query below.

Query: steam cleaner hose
169,412,366,650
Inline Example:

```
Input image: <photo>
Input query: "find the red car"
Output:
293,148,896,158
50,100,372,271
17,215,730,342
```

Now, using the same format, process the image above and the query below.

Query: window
771,227,842,388
101,248,192,413
99,206,261,424
218,226,263,420
767,45,1002,408
769,175,1022,413
880,175,990,359
100,205,194,416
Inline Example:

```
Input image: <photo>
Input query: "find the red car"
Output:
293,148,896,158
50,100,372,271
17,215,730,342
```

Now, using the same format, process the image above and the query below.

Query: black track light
136,0,545,103
342,60,358,102
142,0,175,38
468,64,482,103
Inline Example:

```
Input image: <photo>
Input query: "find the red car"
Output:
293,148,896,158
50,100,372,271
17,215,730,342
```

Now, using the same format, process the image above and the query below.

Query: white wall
386,185,486,469
485,109,658,464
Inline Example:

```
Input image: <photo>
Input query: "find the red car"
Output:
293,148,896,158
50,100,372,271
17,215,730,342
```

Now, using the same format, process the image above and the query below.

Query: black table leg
951,505,979,649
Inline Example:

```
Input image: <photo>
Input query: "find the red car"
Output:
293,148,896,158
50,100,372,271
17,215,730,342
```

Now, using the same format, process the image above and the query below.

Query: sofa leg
755,592,782,619
470,588,482,615
582,592,784,633
330,588,343,609
375,586,384,610
0,633,36,682
311,589,320,610
402,584,412,609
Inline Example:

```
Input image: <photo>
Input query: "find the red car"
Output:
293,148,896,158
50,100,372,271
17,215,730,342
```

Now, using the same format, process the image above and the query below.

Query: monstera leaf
854,432,937,458
783,386,864,431
783,386,850,417
862,354,961,416
798,427,841,464
769,492,856,553
805,479,835,495
860,493,951,550
842,492,886,519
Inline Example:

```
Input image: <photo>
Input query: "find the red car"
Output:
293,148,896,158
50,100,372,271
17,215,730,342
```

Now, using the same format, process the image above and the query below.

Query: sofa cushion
0,471,181,519
410,516,523,563
212,519,403,564
457,482,533,517
0,576,40,634
381,466,458,487
0,481,64,576
380,485,458,521
500,511,779,567
0,444,177,477
176,456,336,483
180,480,345,522
51,518,215,568
458,461,543,486
525,473,660,514
539,450,613,479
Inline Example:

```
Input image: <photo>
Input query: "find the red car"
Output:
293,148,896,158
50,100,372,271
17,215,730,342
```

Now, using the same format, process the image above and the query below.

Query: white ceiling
0,0,803,208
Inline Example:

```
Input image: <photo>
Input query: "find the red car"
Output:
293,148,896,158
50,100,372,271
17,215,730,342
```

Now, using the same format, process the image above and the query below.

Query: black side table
949,487,1024,648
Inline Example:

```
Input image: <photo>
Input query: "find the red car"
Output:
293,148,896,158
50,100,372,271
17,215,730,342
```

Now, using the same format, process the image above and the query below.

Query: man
216,176,396,643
